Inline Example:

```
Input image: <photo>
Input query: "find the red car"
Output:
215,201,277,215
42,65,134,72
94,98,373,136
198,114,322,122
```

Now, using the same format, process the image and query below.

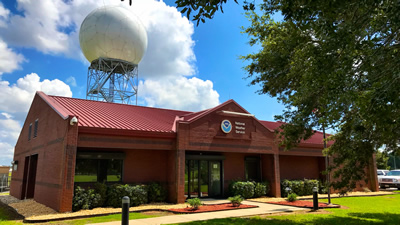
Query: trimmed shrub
291,180,305,196
287,193,298,202
281,179,292,197
94,182,107,207
263,181,271,195
304,179,319,195
281,179,319,197
318,180,328,194
107,184,148,208
72,186,101,211
228,178,243,196
253,181,270,198
147,182,167,203
187,198,202,209
230,181,255,199
228,195,243,207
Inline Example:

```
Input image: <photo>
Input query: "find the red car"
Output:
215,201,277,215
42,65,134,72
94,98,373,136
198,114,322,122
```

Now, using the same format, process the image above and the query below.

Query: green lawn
0,209,158,225
74,175,120,182
174,193,400,225
48,212,158,225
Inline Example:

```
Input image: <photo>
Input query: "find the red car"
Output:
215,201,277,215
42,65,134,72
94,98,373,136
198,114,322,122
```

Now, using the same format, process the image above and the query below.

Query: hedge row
229,181,270,199
73,182,167,211
280,179,327,197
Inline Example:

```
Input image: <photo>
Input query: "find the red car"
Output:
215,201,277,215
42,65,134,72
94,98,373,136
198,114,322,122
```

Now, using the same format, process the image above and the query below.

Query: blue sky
0,0,285,166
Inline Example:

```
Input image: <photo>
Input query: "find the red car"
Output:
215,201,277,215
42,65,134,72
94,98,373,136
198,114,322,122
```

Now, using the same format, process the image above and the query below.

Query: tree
175,0,246,25
376,151,390,170
121,0,246,25
241,0,400,191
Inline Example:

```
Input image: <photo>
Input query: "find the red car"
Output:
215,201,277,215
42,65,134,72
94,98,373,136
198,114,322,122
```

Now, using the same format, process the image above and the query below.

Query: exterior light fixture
12,161,18,171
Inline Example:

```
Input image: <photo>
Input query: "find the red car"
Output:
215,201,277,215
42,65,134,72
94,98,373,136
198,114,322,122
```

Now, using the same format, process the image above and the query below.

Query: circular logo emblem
221,119,232,133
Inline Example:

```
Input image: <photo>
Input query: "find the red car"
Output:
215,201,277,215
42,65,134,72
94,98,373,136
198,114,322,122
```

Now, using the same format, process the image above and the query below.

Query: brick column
59,117,78,212
271,153,281,197
171,122,189,203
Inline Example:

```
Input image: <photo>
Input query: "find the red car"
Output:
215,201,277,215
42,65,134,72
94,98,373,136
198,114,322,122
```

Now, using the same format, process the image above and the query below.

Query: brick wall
10,93,77,212
279,155,324,180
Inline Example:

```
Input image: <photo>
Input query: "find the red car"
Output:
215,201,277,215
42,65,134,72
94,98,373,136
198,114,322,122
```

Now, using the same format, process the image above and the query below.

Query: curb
23,204,259,223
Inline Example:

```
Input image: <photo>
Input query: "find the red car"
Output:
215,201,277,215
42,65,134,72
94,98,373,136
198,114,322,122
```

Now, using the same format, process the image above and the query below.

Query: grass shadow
0,202,24,221
175,211,400,225
346,212,400,224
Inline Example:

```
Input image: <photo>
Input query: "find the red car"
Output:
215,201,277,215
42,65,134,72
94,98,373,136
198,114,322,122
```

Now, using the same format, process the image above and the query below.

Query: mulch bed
168,203,258,214
267,200,340,209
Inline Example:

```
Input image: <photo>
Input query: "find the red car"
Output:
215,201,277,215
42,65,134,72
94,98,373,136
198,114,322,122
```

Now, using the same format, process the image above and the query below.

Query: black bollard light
122,196,130,225
313,187,318,211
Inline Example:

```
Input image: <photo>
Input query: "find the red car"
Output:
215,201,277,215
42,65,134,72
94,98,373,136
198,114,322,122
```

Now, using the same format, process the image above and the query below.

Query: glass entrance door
210,161,221,196
185,159,222,198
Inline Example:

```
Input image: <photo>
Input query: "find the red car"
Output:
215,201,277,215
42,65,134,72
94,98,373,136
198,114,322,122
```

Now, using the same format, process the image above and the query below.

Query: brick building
10,91,379,212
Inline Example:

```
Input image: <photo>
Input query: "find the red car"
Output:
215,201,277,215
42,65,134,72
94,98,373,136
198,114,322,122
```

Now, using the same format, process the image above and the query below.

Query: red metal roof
47,94,190,133
260,121,333,147
39,92,330,145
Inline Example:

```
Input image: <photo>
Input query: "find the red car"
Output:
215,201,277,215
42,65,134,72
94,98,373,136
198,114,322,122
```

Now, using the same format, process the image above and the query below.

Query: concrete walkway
90,200,305,225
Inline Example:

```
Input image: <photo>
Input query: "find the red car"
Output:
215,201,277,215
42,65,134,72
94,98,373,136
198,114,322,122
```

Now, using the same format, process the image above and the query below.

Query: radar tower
79,6,147,104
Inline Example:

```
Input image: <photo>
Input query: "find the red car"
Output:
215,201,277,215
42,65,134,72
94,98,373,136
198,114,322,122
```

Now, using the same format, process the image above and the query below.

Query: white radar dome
79,6,148,65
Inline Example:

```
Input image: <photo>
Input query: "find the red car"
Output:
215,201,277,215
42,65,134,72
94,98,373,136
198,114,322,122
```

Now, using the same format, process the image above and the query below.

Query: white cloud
0,73,72,165
0,39,26,75
131,0,196,78
66,76,77,87
0,0,196,78
0,2,9,27
0,73,72,119
0,141,15,166
0,113,21,166
0,0,220,119
0,0,71,54
139,76,220,111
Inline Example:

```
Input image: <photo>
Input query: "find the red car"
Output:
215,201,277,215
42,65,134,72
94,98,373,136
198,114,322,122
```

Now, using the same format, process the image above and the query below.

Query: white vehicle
377,170,388,187
379,170,400,189
377,170,385,183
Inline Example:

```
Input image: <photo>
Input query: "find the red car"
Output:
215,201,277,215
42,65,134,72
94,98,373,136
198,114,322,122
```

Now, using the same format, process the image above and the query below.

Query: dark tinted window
245,157,260,182
74,158,123,183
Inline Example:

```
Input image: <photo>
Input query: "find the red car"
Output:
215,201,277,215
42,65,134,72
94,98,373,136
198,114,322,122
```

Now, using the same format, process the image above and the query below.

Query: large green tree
376,151,390,170
121,0,242,25
120,0,400,190
241,0,400,190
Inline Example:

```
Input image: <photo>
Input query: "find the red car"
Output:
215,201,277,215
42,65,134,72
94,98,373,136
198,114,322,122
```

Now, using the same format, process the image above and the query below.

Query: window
28,123,32,140
245,157,261,182
74,152,124,183
33,119,39,138
75,159,98,182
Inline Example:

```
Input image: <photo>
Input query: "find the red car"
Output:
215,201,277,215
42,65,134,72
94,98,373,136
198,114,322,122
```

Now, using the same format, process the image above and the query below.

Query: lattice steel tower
86,58,138,104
